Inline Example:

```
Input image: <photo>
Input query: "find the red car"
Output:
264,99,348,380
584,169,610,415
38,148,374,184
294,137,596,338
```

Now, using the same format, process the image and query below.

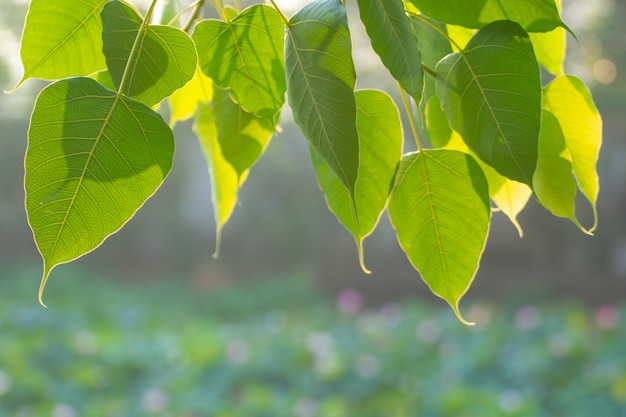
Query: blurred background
1,0,625,416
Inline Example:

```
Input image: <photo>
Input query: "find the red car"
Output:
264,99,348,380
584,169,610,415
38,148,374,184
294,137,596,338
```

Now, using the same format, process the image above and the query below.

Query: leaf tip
38,270,50,308
356,240,372,275
212,227,222,259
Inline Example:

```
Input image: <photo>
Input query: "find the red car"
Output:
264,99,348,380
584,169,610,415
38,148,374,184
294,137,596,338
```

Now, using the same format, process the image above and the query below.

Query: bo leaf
25,77,174,304
436,20,541,185
101,0,197,107
388,149,490,324
410,0,569,33
285,0,360,198
193,4,286,120
17,0,108,85
356,0,423,102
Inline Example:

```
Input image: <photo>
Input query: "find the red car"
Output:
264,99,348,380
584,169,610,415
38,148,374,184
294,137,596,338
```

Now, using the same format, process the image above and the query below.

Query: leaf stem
268,0,289,26
423,64,437,78
182,0,206,32
407,10,463,52
118,0,160,97
399,84,423,152
210,0,225,20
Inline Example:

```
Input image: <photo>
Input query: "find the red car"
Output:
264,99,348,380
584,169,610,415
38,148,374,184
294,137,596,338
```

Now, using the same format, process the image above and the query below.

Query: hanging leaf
388,149,490,324
193,88,274,256
285,0,359,198
25,77,175,304
169,66,213,127
436,20,542,185
529,0,565,76
17,0,108,86
533,109,586,231
311,89,402,272
101,0,197,107
192,4,286,120
543,75,602,232
356,0,423,102
410,0,569,33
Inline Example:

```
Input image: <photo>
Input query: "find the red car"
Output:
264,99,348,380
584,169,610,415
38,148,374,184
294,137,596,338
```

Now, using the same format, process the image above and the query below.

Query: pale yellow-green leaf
169,67,213,127
543,75,601,232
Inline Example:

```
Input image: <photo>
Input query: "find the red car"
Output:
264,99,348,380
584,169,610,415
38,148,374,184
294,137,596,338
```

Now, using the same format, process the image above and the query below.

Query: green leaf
388,149,490,324
17,0,107,85
311,89,402,272
101,0,197,107
436,20,542,185
410,0,569,33
285,0,359,197
25,77,174,304
529,27,565,76
543,75,602,232
193,88,274,256
356,0,423,101
533,109,586,230
192,4,286,120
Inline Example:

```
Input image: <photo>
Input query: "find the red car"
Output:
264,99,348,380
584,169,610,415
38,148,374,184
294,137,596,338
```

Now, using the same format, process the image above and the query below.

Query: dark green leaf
285,0,359,197
436,20,541,185
357,0,423,101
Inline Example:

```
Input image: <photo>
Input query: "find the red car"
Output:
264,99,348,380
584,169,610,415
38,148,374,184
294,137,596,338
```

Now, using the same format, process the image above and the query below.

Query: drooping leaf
533,109,585,230
285,0,359,197
543,75,602,232
529,0,565,76
410,0,569,33
192,4,286,120
388,149,490,324
17,0,108,85
311,89,402,272
193,88,274,256
436,20,542,185
357,0,423,102
427,96,531,236
25,77,174,304
169,66,213,127
101,0,197,107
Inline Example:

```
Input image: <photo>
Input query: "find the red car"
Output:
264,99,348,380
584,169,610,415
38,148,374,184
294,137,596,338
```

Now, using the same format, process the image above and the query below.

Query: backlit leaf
285,0,359,197
436,20,542,185
17,0,107,85
169,66,213,127
357,0,423,101
543,75,601,232
101,0,197,107
193,4,286,120
533,109,585,230
410,0,568,33
388,149,490,324
193,88,274,256
311,89,402,272
25,77,174,304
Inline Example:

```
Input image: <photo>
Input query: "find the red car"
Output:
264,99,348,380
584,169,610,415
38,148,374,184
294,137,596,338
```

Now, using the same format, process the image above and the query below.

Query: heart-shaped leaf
25,77,174,304
388,149,490,324
17,0,108,86
311,89,402,272
285,0,359,198
357,0,423,102
193,4,286,120
543,75,602,232
436,20,542,185
410,0,569,33
169,66,213,127
101,0,197,107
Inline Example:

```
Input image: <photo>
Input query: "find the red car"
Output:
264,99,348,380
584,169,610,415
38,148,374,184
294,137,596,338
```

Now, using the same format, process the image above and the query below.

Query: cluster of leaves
1,266,625,417
13,0,602,320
